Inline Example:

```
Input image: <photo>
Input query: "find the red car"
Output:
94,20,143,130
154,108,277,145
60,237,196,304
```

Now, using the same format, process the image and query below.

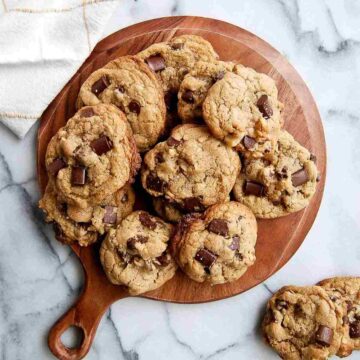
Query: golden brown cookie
100,211,177,295
171,201,257,285
45,104,140,208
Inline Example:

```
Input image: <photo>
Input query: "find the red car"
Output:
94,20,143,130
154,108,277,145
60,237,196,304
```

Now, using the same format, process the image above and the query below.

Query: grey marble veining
0,0,360,359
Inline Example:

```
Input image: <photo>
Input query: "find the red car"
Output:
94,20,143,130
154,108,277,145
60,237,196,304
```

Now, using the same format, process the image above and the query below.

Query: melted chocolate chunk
315,325,333,347
291,168,309,187
117,85,125,93
146,173,167,193
91,76,109,95
127,235,148,250
207,219,229,236
128,100,141,114
195,248,217,268
183,197,204,212
350,321,360,339
103,206,117,224
243,180,265,196
81,107,95,118
167,137,182,147
164,91,178,112
48,158,66,176
242,135,256,150
155,152,165,164
171,42,184,50
90,135,113,155
146,55,165,72
256,94,273,119
156,253,170,266
139,212,157,230
229,235,240,250
182,90,194,104
71,166,86,185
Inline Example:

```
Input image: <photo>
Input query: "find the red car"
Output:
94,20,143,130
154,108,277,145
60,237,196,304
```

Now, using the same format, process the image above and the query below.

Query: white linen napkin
0,0,120,138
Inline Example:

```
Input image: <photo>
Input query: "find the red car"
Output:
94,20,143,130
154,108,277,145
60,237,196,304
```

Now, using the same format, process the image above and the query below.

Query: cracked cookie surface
318,277,360,357
45,104,140,208
77,56,166,152
178,60,235,123
100,211,177,295
141,124,240,212
203,66,283,156
262,286,344,360
39,184,135,246
171,201,257,285
233,130,318,218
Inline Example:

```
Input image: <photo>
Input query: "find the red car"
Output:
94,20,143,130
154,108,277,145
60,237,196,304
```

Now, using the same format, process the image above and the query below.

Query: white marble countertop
1,0,360,359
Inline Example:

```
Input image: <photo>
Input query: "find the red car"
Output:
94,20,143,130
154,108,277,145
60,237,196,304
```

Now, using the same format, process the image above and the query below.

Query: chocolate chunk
81,107,95,118
71,166,86,185
350,321,360,338
195,248,217,268
127,235,148,250
167,137,182,147
90,135,113,155
310,154,317,163
103,206,117,224
229,235,240,250
129,100,141,114
117,85,125,93
214,71,225,81
164,91,178,112
291,168,309,187
91,76,109,95
315,325,333,347
48,158,66,176
181,90,194,104
146,55,165,72
242,135,256,150
257,94,273,119
156,253,170,266
146,173,166,193
208,219,229,236
243,180,265,196
171,42,184,50
121,194,128,203
139,212,157,230
57,202,67,213
275,299,288,310
155,152,165,164
183,197,204,212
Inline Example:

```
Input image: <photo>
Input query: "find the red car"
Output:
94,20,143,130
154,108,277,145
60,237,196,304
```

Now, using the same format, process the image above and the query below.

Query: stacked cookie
39,34,319,295
262,277,360,359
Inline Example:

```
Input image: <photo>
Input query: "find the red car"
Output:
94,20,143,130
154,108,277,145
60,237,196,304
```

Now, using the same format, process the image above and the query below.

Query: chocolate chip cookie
45,104,140,208
77,56,166,152
178,60,235,123
233,130,318,218
39,184,135,246
203,68,283,155
171,201,257,285
141,124,240,212
138,35,218,131
318,277,360,357
262,286,344,360
100,211,177,295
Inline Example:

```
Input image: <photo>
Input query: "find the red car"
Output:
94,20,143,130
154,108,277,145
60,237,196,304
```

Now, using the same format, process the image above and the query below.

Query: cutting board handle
48,246,129,360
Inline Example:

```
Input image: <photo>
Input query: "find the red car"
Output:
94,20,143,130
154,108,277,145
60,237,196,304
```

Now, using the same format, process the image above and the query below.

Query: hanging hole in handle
60,325,85,350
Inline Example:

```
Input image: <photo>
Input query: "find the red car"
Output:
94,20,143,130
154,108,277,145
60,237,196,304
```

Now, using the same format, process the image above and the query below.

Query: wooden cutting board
37,16,326,360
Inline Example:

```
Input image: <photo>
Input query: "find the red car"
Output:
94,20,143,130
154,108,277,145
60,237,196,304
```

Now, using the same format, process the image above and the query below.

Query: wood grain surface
37,16,326,360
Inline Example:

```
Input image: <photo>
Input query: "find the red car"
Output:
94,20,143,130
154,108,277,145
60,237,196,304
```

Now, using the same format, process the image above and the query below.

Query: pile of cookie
262,277,360,359
39,35,319,295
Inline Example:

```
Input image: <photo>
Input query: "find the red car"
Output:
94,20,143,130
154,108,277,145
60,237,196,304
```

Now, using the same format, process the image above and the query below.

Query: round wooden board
37,17,326,360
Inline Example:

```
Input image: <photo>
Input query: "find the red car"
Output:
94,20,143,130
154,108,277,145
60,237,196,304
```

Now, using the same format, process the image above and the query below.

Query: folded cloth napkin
0,0,119,138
